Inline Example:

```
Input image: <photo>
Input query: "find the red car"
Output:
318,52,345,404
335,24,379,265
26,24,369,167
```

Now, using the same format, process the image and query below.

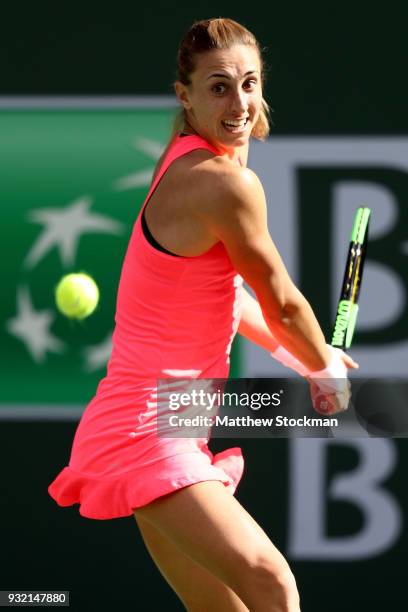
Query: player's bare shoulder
165,148,266,232
190,155,267,224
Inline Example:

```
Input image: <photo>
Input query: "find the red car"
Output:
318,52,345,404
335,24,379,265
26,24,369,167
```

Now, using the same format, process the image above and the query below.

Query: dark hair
172,17,271,140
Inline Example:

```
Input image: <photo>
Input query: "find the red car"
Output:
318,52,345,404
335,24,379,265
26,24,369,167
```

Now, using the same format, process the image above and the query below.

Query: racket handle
310,383,351,415
309,347,351,415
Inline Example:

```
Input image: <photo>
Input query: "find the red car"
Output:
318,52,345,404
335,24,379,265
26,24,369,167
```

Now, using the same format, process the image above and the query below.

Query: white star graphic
5,286,65,363
24,196,125,269
112,137,164,191
132,136,166,159
401,241,408,255
82,331,113,371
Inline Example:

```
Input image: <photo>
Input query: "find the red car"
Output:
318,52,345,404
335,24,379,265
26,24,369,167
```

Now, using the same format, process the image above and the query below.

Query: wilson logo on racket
332,300,353,347
331,207,371,350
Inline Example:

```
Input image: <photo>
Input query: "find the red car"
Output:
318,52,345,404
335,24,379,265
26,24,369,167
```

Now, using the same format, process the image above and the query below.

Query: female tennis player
48,18,358,612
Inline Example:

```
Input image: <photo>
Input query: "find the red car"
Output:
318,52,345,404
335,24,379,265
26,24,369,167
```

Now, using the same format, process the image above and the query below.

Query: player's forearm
258,285,331,372
237,287,280,352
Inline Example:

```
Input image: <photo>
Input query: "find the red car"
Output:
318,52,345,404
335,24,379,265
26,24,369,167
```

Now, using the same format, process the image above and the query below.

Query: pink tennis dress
48,132,245,519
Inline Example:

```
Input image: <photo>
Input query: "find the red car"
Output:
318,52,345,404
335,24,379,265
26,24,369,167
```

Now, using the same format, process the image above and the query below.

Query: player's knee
238,550,300,611
272,568,300,611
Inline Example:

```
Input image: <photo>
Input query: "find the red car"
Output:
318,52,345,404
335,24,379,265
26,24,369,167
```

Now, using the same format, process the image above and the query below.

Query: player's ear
174,81,192,111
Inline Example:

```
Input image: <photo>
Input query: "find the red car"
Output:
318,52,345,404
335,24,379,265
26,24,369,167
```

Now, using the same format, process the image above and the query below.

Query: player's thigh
136,514,248,611
133,480,291,593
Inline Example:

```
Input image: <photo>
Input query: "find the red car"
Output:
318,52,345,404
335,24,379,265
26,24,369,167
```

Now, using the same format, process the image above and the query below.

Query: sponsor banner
0,99,241,416
0,102,176,409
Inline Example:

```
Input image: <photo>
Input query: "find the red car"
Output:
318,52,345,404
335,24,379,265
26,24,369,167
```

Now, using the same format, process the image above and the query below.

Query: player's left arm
237,286,358,371
237,286,280,352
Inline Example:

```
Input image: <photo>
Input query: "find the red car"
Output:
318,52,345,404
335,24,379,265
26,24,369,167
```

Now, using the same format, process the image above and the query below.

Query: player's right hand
306,345,355,415
309,379,351,415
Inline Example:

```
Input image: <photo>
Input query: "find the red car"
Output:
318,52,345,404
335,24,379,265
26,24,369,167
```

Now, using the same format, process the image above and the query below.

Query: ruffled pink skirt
48,381,244,520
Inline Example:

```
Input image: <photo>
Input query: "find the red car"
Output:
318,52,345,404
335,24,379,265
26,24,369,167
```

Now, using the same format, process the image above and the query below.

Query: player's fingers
334,348,359,369
342,354,359,369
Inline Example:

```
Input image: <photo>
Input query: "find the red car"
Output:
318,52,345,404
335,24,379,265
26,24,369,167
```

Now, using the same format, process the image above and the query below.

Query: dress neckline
177,131,243,167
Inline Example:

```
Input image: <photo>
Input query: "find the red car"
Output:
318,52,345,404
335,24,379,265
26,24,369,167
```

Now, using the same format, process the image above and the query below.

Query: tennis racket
312,207,371,415
331,206,371,350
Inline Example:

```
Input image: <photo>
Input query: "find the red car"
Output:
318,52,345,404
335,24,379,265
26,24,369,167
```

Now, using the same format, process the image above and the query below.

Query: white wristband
307,345,348,393
270,346,309,376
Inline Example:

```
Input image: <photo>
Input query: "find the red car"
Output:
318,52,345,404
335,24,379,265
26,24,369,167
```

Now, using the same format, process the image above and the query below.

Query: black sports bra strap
141,206,181,257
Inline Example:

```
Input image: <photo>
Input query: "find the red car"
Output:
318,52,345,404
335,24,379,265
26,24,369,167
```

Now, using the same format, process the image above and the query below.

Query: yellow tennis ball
55,273,99,319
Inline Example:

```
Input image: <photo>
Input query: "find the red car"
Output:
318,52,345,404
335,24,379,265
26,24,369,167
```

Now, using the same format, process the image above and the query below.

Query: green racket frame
331,207,371,350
